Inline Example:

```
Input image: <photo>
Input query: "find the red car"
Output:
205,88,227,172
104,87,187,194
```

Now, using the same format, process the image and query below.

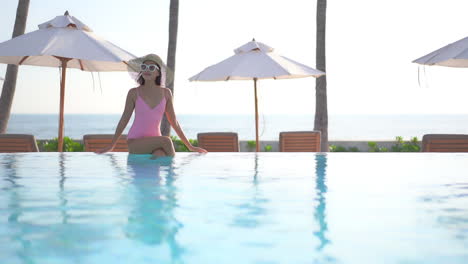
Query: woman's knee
152,148,167,156
158,137,175,155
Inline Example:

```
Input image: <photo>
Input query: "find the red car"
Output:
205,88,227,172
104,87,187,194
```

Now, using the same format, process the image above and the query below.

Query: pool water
0,152,467,264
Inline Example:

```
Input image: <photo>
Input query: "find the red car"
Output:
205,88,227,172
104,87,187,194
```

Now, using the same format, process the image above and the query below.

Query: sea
5,114,468,141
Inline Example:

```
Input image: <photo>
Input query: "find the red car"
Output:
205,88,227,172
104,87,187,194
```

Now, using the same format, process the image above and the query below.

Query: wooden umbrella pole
254,78,259,152
58,58,69,152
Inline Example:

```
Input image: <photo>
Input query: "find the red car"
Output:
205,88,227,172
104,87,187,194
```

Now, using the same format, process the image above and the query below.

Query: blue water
5,114,468,141
0,152,467,263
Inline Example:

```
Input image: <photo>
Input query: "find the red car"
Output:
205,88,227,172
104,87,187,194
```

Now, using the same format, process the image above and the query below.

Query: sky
1,0,468,115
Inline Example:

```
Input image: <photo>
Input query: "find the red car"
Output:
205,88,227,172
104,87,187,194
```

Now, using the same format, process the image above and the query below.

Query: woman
97,54,207,157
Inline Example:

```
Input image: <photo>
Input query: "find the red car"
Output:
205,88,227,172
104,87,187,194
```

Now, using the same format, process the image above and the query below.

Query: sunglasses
140,64,160,72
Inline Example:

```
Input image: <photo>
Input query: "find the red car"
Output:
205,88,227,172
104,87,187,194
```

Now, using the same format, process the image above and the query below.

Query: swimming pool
0,152,467,263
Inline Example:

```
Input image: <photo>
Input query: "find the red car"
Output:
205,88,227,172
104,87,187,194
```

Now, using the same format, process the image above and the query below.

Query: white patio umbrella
189,39,325,151
0,11,136,152
413,36,468,67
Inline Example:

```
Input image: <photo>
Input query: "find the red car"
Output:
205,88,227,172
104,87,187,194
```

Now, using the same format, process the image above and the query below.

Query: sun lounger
279,131,321,152
0,134,39,152
422,134,468,152
197,132,239,152
83,134,128,152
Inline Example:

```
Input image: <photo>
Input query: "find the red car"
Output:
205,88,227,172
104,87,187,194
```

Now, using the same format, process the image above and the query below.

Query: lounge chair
279,131,321,152
422,134,468,152
197,132,239,152
83,134,128,152
0,134,39,152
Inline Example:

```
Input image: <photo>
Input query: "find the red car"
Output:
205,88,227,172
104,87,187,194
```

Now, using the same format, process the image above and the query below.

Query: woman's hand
95,145,114,154
189,146,208,153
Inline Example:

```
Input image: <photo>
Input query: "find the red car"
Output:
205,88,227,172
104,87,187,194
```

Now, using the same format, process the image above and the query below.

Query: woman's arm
164,88,207,153
96,88,136,153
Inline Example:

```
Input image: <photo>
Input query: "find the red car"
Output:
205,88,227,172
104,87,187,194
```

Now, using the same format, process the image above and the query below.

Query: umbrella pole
58,58,69,153
254,78,259,152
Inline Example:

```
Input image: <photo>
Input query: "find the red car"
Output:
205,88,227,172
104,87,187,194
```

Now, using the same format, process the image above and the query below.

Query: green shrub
330,145,360,152
368,142,388,152
330,145,346,152
170,136,198,152
332,137,420,153
247,140,256,150
41,137,84,152
264,145,272,152
391,136,420,152
348,147,360,152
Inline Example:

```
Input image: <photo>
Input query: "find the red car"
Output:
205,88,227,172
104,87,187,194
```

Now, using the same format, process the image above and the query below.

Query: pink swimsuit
127,88,167,139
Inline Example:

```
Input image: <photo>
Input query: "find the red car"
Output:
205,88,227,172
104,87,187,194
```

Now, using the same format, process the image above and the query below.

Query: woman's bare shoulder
162,87,173,99
127,87,139,100
128,87,140,94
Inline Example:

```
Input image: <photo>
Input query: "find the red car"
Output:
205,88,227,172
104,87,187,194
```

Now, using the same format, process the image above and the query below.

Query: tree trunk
314,0,328,152
161,0,179,136
0,0,30,133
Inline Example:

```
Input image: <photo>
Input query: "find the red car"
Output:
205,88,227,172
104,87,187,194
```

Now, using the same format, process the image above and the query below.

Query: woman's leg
151,148,167,159
127,136,176,157
152,148,166,156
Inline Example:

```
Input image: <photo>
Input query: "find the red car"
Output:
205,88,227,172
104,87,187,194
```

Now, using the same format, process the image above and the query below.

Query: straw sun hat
127,53,173,86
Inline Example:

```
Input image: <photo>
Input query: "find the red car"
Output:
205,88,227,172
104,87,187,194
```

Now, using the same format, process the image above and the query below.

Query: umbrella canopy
413,36,468,67
190,40,324,81
0,11,136,151
189,39,325,151
0,12,135,71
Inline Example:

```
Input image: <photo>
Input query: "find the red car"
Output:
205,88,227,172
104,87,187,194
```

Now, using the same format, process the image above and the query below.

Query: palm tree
161,0,179,136
0,0,30,133
314,0,328,151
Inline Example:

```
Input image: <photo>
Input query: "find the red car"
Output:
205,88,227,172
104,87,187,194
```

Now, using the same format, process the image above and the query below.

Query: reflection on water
314,154,330,250
4,154,21,223
313,154,336,264
0,153,189,263
231,154,269,229
421,182,468,241
59,153,70,224
125,155,184,262
1,153,468,264
1,154,118,263
3,154,34,264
